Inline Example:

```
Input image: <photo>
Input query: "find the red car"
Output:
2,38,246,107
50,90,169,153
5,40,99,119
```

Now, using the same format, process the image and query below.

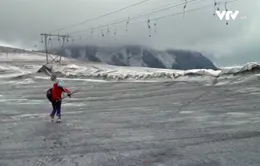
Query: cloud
0,0,259,66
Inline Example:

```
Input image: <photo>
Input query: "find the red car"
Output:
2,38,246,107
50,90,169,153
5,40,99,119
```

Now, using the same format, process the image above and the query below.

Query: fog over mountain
0,0,259,66
51,45,217,70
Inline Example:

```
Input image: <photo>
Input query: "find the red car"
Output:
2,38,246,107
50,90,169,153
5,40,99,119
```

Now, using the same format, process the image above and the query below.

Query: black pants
46,88,62,118
47,94,62,118
50,101,62,118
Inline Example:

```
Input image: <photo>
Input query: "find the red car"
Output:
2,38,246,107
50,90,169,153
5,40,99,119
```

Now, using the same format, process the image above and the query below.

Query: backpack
46,88,52,102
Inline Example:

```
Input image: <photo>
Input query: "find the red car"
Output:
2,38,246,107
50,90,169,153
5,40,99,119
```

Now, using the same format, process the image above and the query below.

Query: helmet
58,80,65,87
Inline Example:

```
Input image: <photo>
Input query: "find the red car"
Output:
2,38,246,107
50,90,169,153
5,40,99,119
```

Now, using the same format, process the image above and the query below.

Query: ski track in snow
1,78,260,166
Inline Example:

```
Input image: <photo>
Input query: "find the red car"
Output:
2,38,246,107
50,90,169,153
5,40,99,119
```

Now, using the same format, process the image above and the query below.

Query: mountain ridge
0,45,218,70
53,45,218,70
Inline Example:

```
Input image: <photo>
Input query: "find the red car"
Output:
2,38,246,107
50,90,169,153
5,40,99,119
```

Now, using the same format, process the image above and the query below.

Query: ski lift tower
40,33,69,64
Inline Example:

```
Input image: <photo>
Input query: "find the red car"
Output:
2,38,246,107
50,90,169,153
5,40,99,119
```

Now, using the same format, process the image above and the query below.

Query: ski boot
56,116,61,123
50,114,54,122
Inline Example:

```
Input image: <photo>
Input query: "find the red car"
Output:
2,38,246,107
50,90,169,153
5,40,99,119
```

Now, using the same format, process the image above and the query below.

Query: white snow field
1,50,260,166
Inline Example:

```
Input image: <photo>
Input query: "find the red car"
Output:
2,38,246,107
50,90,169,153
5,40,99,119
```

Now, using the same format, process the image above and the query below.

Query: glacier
1,47,260,86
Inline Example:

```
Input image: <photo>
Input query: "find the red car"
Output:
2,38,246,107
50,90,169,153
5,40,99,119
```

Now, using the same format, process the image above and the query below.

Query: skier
46,79,71,122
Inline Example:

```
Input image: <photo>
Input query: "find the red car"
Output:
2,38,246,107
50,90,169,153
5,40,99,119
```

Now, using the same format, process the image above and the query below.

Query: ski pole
58,88,81,101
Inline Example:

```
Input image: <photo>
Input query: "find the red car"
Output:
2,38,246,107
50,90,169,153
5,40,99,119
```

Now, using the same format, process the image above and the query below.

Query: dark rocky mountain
54,45,218,70
0,45,217,70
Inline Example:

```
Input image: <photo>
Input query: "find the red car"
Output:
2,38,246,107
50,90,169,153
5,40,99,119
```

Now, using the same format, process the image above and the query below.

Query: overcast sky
0,0,259,66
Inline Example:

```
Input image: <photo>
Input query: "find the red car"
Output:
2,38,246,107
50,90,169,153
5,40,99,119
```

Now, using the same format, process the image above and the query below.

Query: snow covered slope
1,46,260,85
2,46,260,166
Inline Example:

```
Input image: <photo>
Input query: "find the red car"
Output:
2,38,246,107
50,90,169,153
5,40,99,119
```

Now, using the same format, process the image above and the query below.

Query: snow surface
0,53,44,61
0,51,260,84
2,48,260,166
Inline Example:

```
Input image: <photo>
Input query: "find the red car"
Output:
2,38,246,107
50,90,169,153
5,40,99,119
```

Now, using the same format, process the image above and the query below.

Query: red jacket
51,83,71,101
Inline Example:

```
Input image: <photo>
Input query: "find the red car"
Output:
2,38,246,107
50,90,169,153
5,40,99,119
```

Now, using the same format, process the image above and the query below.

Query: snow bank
0,53,45,61
1,51,260,85
39,61,260,85
47,63,221,82
220,62,260,75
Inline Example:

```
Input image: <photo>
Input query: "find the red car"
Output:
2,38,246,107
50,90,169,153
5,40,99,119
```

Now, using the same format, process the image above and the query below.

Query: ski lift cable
183,0,188,17
224,1,229,25
69,0,208,37
225,1,228,11
123,0,186,22
69,0,202,36
149,0,238,21
69,1,192,39
68,3,199,40
213,0,218,15
126,17,130,31
147,18,151,37
69,0,239,40
70,0,239,41
154,21,157,33
50,0,154,33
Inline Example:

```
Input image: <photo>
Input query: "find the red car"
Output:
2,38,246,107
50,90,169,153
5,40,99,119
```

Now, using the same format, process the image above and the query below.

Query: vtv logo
216,10,239,21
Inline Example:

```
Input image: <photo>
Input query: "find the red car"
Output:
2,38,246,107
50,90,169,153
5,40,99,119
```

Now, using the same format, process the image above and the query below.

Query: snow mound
1,50,260,85
45,63,221,82
35,61,260,85
220,62,260,75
